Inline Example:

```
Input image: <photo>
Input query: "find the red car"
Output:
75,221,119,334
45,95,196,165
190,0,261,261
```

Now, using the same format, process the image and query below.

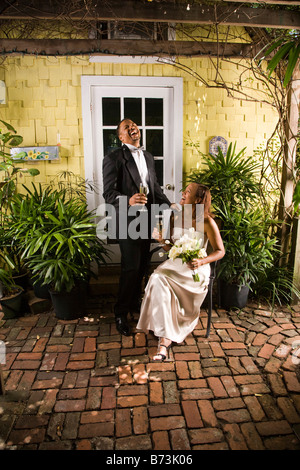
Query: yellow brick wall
0,54,278,186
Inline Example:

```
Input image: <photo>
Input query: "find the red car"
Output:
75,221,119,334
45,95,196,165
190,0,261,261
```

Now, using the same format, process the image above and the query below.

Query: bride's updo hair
195,184,212,218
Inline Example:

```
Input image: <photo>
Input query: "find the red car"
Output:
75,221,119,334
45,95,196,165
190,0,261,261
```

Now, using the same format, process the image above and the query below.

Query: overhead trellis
0,0,299,58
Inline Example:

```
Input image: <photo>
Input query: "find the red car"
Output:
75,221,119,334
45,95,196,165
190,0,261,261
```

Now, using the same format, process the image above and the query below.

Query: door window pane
124,98,142,125
146,129,163,156
154,159,163,187
145,98,163,126
102,98,120,126
103,129,120,155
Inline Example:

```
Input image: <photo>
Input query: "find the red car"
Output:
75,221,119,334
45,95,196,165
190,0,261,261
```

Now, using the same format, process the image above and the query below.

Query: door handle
165,184,174,191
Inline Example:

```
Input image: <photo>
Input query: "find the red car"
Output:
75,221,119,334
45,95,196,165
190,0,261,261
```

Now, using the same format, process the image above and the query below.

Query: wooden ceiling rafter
0,1,298,57
0,0,299,30
0,37,264,58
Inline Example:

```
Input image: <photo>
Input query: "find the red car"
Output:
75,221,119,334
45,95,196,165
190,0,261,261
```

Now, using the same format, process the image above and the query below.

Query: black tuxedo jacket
102,145,171,239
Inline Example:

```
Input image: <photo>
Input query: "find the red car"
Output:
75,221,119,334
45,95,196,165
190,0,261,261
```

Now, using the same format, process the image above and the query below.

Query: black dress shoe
115,316,132,336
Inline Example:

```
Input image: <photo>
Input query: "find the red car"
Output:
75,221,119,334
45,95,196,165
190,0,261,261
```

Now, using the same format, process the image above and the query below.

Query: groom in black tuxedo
103,118,171,336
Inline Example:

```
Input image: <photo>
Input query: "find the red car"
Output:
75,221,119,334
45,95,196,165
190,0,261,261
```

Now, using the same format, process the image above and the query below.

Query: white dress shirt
125,143,149,192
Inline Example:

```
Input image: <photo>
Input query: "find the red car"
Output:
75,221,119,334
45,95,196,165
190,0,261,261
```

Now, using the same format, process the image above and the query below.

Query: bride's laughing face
180,183,199,205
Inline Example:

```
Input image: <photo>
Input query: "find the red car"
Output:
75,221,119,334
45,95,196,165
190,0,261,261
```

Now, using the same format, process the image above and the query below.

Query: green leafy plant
3,182,64,279
0,267,21,298
0,225,23,298
9,183,107,293
186,142,261,216
217,205,276,288
185,140,297,306
253,259,300,309
50,170,97,200
262,32,300,87
0,120,39,219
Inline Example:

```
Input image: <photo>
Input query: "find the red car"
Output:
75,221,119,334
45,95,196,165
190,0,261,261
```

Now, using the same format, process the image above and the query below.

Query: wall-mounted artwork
10,145,60,161
209,136,228,157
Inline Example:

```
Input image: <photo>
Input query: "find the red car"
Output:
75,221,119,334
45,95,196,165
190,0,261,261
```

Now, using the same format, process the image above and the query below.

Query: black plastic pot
49,282,88,320
12,272,29,291
0,288,24,319
219,280,249,310
33,279,51,299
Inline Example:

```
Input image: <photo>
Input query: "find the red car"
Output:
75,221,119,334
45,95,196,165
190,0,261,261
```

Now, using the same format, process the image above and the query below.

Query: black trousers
114,238,151,318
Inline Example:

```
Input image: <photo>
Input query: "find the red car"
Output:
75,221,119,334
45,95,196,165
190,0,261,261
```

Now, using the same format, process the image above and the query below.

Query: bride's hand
187,258,203,270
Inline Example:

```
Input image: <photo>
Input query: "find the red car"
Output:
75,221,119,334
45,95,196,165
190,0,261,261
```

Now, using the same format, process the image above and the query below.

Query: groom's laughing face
118,119,141,147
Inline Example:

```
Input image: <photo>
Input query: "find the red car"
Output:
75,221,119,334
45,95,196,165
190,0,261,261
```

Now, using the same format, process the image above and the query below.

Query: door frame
81,75,183,212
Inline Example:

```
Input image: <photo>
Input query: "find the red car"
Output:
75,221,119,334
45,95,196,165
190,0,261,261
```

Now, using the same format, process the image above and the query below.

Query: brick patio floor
0,291,300,451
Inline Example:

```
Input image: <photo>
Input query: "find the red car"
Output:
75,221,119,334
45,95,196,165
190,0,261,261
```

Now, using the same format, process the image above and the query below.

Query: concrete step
89,265,121,296
25,290,52,314
89,262,160,296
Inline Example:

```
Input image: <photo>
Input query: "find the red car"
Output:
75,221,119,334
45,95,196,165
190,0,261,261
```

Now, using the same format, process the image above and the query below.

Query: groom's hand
129,193,147,206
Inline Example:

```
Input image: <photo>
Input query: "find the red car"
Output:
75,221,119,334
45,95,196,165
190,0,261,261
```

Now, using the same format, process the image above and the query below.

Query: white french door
81,76,183,263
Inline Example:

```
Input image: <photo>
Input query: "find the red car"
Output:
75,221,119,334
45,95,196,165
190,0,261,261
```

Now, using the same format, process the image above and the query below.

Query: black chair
205,260,218,338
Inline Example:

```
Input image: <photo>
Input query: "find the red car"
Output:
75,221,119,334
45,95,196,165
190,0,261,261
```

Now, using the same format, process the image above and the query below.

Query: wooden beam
0,0,299,30
290,216,300,304
0,38,264,58
279,64,300,271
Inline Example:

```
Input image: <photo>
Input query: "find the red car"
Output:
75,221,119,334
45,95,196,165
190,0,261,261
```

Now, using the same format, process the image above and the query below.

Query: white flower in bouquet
167,227,207,281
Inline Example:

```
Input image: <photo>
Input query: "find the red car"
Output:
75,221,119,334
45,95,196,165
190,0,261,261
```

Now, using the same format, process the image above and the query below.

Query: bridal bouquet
166,227,207,282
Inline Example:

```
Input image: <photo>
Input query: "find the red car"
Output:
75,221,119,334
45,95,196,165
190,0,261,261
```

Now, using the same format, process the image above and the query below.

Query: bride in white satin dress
136,183,225,361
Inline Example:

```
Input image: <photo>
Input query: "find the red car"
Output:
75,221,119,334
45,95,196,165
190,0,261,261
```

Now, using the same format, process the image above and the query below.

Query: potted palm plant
186,140,300,309
217,204,276,309
10,183,107,319
8,183,67,298
186,141,278,309
0,121,40,300
186,142,261,217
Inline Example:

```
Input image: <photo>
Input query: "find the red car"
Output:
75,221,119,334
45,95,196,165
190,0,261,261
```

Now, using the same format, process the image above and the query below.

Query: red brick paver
0,294,300,451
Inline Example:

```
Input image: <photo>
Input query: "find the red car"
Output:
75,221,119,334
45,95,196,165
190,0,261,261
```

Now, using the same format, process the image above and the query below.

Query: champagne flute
139,183,148,212
157,218,163,234
155,217,164,245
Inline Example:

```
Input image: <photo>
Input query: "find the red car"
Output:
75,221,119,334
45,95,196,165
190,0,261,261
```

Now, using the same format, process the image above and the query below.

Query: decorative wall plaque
10,145,60,161
209,136,228,157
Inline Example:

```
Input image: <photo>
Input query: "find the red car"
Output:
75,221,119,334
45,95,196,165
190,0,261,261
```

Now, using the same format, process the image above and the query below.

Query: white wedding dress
136,228,210,344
